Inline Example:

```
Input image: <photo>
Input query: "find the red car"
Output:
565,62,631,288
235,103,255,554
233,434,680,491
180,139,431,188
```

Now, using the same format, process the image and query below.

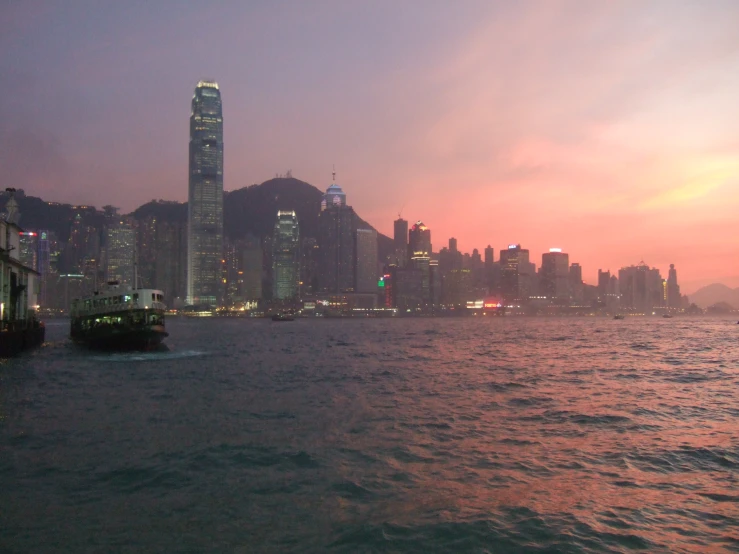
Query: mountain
688,283,739,309
4,178,393,259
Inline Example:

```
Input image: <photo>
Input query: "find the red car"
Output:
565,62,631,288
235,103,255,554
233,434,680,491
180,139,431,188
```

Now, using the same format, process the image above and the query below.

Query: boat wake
90,349,205,363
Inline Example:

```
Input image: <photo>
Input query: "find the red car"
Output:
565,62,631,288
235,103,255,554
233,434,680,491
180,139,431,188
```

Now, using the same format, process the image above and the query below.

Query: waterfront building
355,228,378,293
272,211,300,300
241,235,263,301
105,220,135,285
667,264,681,308
187,80,224,307
408,221,432,309
541,248,570,303
499,244,532,303
569,263,584,304
19,231,38,271
393,217,408,267
154,220,187,305
318,179,355,292
0,193,39,315
300,237,319,296
618,262,664,312
37,230,51,307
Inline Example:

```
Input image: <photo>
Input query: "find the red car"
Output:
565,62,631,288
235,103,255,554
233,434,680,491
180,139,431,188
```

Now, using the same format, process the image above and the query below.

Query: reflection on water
1,317,737,553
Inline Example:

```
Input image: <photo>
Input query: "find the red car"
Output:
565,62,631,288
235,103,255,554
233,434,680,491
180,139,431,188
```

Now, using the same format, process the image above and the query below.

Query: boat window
133,293,139,302
152,293,156,301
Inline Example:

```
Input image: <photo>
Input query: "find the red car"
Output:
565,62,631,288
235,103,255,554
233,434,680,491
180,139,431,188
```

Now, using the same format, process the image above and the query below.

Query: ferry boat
271,312,295,322
70,281,168,350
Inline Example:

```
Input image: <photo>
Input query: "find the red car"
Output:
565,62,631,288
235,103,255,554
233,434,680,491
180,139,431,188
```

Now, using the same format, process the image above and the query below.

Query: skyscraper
667,264,680,308
355,228,378,293
272,211,300,300
500,244,531,302
540,248,570,303
187,80,224,307
105,219,135,285
393,217,408,267
318,179,355,292
408,221,432,308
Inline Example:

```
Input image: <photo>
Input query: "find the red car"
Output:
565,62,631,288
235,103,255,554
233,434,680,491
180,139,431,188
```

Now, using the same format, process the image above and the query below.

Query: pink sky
1,1,737,292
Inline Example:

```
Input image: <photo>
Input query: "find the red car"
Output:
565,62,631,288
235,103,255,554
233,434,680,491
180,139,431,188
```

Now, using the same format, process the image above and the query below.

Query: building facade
187,80,224,307
355,228,378,293
272,211,300,300
318,182,355,292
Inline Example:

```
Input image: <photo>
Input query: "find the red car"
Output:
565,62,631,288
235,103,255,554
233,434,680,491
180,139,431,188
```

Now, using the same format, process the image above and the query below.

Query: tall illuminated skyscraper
272,211,300,300
318,176,355,292
187,80,224,307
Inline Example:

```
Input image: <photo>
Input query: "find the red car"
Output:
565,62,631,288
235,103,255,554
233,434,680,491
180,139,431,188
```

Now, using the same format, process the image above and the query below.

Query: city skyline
2,2,738,291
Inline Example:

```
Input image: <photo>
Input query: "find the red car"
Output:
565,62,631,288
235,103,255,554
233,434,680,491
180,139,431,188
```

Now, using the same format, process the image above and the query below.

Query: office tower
393,217,408,267
569,263,583,303
667,264,680,308
299,237,319,295
318,180,355,292
241,235,263,301
19,231,38,270
187,80,224,307
355,228,378,293
618,262,664,312
484,245,497,291
154,220,187,304
499,244,531,302
408,221,432,308
105,220,135,285
598,270,610,298
541,248,570,303
272,211,300,300
37,230,51,307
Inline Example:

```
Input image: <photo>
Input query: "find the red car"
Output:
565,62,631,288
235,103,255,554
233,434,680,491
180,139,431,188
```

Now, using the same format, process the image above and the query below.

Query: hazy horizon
2,1,738,291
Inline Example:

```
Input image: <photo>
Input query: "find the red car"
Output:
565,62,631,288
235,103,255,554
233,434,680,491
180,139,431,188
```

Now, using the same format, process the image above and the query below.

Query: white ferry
70,281,168,350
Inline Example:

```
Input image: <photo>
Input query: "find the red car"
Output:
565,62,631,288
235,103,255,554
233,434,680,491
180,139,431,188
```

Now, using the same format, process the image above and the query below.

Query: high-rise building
618,262,664,312
154,220,187,305
19,231,38,270
540,248,570,303
393,217,408,267
667,264,680,308
272,211,300,300
408,221,432,308
318,180,355,292
187,80,224,307
499,244,531,302
105,220,135,285
241,235,263,301
355,228,378,293
569,263,584,304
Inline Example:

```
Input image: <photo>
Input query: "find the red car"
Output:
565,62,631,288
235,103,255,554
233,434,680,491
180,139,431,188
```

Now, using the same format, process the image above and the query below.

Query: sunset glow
1,1,737,291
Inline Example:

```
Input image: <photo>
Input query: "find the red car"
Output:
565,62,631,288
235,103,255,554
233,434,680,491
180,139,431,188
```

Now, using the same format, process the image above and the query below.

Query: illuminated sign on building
508,244,517,249
549,248,562,253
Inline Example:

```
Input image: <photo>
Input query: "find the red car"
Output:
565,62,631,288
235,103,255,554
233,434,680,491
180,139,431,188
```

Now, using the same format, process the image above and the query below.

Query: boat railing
73,300,167,318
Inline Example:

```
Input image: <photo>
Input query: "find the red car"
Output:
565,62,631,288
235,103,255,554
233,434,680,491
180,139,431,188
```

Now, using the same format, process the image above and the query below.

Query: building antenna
397,203,405,219
332,164,336,183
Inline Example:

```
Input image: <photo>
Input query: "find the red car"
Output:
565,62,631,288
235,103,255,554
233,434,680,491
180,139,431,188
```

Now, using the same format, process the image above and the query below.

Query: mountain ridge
687,283,739,309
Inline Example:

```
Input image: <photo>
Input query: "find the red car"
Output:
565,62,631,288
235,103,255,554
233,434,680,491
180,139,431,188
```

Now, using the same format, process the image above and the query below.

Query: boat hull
71,325,168,351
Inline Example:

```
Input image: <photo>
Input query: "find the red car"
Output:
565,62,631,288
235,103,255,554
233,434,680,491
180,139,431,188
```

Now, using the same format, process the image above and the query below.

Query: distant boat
613,314,625,320
662,314,674,319
271,313,295,322
70,281,168,350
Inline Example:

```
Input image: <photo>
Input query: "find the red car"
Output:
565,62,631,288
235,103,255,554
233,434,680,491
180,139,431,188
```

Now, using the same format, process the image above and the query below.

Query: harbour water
1,316,737,553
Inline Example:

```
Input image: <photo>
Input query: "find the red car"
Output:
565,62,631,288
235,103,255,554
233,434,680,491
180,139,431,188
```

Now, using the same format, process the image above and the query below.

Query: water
1,316,738,553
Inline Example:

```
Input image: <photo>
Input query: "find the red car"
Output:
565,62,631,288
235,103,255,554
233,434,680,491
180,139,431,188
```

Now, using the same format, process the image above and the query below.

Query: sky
1,1,738,293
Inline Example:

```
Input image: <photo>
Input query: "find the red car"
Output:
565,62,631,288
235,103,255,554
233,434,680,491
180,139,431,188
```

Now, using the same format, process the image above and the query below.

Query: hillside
688,283,739,309
2,178,393,259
